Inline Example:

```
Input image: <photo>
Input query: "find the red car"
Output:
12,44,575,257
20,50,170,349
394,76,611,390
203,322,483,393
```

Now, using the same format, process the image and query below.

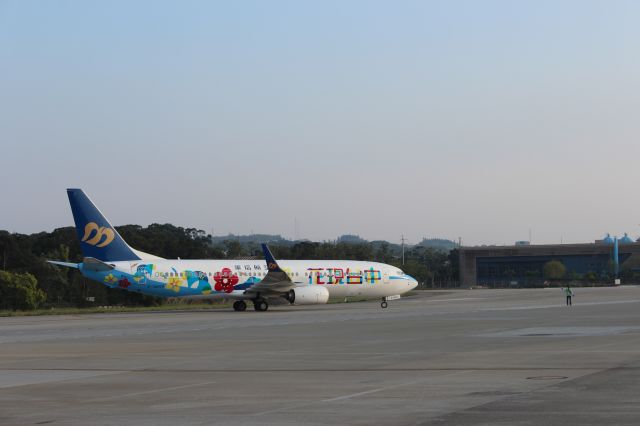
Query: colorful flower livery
49,189,418,311
214,268,238,293
103,262,385,296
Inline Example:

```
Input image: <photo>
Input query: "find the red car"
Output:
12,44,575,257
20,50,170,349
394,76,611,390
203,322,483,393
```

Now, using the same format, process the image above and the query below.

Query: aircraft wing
243,244,295,296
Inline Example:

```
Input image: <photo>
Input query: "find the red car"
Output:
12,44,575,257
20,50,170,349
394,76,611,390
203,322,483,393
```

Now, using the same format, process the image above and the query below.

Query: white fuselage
82,258,418,300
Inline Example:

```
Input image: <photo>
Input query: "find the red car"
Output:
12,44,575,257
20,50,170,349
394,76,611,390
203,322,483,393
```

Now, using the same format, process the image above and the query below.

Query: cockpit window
396,270,404,275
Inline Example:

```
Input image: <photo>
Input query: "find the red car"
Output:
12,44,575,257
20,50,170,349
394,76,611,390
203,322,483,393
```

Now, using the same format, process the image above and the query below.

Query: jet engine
284,286,330,305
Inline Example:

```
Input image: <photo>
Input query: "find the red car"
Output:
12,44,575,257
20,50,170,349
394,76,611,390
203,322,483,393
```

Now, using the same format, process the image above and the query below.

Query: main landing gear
253,299,269,312
381,300,388,309
232,299,268,312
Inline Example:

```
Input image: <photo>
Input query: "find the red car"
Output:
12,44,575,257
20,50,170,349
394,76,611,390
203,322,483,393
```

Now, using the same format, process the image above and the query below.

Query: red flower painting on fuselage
118,277,131,289
213,268,239,293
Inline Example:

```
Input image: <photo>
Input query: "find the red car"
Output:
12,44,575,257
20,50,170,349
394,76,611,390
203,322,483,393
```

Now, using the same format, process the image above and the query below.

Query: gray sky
1,0,640,246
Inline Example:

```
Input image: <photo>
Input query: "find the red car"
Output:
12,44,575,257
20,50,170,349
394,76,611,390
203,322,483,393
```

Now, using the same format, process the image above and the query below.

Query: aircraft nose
406,275,418,290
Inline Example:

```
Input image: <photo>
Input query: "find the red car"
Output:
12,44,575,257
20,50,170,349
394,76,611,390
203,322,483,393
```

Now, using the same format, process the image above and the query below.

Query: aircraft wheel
233,301,247,312
254,299,269,312
381,301,388,309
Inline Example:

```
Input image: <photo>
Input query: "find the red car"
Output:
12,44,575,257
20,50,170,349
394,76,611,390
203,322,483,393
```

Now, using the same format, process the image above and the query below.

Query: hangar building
459,241,640,288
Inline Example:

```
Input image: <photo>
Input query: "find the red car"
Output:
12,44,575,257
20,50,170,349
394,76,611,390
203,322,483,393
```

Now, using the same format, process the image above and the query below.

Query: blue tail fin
261,244,284,273
67,189,140,262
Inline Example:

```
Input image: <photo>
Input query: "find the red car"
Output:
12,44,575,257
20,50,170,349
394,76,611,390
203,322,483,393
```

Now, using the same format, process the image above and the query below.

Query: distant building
620,233,634,244
600,233,615,245
459,242,640,287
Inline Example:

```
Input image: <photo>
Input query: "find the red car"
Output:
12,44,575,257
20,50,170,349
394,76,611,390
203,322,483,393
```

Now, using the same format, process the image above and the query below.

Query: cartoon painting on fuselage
49,189,418,311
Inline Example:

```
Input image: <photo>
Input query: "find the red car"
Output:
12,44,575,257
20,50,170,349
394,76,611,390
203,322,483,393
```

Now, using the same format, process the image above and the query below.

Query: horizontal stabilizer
82,257,115,272
47,260,80,269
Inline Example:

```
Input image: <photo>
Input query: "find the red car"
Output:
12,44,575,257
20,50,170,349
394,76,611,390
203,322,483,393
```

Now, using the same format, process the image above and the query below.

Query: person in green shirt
564,285,574,306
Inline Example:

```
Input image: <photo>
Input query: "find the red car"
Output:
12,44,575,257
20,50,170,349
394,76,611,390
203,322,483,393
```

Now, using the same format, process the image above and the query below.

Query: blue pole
613,236,619,277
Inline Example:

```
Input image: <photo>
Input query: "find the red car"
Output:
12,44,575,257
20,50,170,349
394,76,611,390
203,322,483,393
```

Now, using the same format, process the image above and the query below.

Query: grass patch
0,302,232,317
0,292,428,317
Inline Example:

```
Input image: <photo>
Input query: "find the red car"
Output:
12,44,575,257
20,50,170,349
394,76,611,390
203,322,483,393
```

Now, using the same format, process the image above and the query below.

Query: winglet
261,244,283,273
244,244,293,295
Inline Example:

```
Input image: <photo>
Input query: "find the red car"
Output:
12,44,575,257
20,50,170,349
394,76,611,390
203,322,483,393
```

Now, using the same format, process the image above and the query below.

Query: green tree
223,239,242,258
543,260,566,280
0,271,47,310
375,242,391,263
584,271,598,283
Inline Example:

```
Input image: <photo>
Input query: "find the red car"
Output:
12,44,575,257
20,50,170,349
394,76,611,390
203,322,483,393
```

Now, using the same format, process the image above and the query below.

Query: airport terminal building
459,239,640,288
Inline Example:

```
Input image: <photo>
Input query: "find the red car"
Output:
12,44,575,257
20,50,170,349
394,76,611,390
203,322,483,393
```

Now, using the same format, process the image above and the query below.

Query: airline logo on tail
81,222,115,248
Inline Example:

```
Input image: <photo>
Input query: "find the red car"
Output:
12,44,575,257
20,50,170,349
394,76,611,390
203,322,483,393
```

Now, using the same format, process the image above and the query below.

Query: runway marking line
428,298,485,302
86,380,218,402
0,367,612,373
322,379,426,402
253,371,470,416
479,299,640,312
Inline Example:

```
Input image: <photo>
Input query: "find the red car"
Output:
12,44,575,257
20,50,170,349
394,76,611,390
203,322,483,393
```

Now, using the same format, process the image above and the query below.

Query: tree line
0,224,458,311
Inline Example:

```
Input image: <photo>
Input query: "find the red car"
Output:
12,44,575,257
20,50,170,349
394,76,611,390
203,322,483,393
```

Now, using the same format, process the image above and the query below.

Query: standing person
564,285,573,306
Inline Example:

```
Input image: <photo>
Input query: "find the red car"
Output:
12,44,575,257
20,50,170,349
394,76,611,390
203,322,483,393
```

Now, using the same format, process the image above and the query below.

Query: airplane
49,189,418,311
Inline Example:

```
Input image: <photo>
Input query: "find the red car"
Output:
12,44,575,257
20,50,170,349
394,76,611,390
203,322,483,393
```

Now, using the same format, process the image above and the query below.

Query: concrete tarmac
2,287,640,425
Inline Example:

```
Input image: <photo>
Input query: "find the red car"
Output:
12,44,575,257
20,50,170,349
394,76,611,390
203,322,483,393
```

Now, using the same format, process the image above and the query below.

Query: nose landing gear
381,294,400,309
